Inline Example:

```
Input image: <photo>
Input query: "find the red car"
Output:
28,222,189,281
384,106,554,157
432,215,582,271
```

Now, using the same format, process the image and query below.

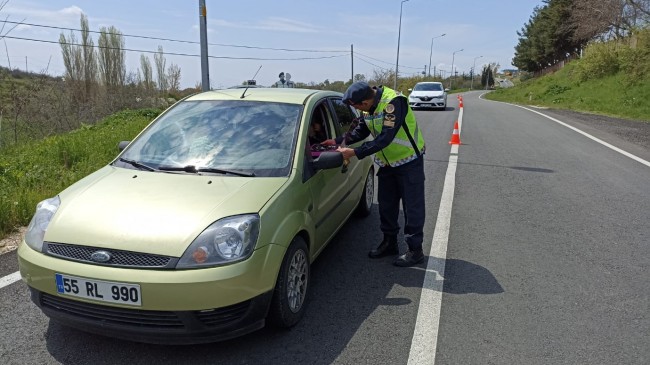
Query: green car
17,88,374,344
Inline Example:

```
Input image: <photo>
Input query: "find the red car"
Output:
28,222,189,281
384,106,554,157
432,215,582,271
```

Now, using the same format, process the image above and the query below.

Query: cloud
4,4,83,25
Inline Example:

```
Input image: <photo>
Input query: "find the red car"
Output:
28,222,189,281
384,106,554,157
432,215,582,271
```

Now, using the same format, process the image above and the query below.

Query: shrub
575,42,621,81
619,28,650,85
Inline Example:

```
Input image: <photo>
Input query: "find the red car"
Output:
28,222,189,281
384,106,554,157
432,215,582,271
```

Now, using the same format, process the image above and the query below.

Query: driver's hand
321,139,336,146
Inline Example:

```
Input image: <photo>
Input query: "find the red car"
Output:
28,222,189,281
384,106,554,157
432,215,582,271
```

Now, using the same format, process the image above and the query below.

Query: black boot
368,235,398,258
393,249,425,267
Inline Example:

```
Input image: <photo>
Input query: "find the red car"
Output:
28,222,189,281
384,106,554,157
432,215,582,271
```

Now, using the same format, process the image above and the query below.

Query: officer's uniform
275,72,294,88
339,82,426,266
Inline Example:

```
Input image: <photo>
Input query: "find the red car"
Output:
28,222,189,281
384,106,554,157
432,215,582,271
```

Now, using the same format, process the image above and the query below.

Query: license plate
55,273,142,306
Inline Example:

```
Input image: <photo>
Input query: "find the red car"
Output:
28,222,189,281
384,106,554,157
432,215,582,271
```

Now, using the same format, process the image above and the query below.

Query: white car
408,82,448,110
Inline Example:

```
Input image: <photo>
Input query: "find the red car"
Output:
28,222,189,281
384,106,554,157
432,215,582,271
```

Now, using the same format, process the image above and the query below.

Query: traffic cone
448,121,461,145
459,99,463,108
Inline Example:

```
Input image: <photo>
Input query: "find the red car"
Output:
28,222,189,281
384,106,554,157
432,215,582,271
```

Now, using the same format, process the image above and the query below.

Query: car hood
45,166,287,257
409,90,445,98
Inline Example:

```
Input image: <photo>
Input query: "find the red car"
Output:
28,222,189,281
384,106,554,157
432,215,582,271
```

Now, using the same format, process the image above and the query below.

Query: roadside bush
619,28,650,84
575,42,621,81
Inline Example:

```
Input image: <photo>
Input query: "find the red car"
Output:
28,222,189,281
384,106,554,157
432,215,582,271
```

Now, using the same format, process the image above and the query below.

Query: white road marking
407,102,463,365
0,271,21,289
478,93,650,168
514,105,650,168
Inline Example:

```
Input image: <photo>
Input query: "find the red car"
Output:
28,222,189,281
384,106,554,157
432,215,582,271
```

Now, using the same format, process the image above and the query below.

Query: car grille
45,242,177,269
40,292,251,329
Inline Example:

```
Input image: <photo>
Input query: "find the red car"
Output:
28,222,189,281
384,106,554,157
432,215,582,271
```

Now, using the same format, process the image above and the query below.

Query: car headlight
176,214,260,268
24,196,60,252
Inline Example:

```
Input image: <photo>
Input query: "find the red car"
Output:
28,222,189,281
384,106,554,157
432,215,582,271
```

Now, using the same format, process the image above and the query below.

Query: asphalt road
1,93,648,365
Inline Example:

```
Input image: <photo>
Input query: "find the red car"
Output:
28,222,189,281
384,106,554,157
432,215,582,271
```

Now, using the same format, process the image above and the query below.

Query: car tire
355,167,374,217
268,236,310,328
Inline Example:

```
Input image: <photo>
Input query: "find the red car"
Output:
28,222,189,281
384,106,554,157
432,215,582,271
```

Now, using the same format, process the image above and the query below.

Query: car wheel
355,167,374,217
268,236,310,328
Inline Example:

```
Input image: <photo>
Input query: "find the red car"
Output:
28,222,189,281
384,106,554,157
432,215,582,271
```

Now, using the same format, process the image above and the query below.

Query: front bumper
18,242,286,344
409,98,446,108
29,287,272,344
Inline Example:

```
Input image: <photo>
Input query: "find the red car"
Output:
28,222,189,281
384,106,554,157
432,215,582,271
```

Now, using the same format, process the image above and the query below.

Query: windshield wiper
118,157,158,171
159,165,255,177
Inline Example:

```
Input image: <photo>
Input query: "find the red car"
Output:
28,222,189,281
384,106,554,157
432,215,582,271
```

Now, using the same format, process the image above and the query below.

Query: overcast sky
1,0,542,89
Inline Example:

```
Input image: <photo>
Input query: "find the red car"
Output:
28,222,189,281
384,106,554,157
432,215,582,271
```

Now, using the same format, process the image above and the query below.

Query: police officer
323,82,426,267
275,72,295,88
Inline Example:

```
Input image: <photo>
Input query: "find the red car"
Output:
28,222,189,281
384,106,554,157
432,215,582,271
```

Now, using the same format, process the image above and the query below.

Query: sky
0,0,543,89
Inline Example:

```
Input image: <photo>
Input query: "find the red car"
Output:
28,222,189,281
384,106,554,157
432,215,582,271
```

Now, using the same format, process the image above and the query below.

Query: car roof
185,88,343,105
415,82,443,85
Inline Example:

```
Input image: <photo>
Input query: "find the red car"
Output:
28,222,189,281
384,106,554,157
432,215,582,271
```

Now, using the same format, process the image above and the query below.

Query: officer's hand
321,139,336,146
337,147,356,160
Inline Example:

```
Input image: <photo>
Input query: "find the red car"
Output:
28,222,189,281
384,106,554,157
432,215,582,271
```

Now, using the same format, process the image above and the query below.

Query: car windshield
413,83,443,91
117,100,301,177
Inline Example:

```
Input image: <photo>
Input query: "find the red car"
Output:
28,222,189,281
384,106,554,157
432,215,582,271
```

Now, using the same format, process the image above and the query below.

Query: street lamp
394,0,409,90
470,55,483,90
428,33,446,77
449,48,463,89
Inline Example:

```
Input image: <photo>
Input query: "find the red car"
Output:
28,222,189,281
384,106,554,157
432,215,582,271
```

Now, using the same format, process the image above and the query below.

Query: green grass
486,62,650,122
0,108,161,238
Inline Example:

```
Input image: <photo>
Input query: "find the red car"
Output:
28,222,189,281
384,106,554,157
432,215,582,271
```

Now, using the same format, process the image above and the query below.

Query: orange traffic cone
449,121,461,145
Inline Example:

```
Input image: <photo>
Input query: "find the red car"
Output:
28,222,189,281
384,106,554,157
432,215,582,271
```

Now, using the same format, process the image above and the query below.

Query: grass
486,59,650,122
0,108,161,238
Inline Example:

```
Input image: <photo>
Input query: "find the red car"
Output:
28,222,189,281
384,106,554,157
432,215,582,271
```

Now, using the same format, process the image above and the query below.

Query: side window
309,103,332,145
330,97,358,138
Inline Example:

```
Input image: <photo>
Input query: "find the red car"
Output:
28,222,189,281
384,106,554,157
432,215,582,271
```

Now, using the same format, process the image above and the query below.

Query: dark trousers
377,156,425,251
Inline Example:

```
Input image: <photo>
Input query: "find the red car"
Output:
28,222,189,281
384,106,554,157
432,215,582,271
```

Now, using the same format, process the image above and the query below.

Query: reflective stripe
392,138,414,148
374,145,426,167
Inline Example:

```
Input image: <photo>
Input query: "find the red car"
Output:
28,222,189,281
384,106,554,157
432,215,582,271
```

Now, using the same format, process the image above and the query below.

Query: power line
355,50,422,70
3,36,349,61
0,20,348,53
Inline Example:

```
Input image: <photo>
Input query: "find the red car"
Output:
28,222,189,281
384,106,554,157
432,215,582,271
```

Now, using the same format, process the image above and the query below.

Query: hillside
486,63,650,122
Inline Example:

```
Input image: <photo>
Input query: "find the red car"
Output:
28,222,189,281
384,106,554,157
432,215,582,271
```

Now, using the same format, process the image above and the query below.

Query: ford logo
90,250,112,263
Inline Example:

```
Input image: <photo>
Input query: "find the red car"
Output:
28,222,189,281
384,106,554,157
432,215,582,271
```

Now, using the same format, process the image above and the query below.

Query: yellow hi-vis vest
363,87,425,167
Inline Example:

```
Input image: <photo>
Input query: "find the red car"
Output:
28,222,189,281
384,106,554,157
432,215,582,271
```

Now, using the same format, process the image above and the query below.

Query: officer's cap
343,82,374,105
279,72,285,78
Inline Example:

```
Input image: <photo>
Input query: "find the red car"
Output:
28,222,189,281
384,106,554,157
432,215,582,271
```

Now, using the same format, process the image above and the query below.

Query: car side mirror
118,141,130,151
408,88,413,92
311,152,343,170
444,88,450,92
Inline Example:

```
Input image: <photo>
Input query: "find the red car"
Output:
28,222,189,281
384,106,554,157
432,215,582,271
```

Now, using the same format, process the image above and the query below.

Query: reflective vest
363,87,425,167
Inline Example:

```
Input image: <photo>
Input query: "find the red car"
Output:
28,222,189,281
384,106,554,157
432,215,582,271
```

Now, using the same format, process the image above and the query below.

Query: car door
305,100,352,255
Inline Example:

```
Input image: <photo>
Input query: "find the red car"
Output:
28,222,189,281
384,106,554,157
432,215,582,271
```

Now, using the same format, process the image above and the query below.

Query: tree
481,64,494,89
167,63,181,94
154,46,167,93
97,26,125,89
139,54,154,92
59,14,97,104
570,0,650,41
512,0,582,72
80,14,97,99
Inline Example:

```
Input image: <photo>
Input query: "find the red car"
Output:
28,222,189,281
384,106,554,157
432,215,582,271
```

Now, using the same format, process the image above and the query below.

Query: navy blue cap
343,82,374,105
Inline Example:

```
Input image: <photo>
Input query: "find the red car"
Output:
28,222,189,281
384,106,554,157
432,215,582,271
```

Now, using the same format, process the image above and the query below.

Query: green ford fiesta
18,88,375,344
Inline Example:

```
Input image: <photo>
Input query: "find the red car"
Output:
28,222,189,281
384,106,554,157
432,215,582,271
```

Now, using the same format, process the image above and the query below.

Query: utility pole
199,0,210,91
351,44,354,83
394,0,409,90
